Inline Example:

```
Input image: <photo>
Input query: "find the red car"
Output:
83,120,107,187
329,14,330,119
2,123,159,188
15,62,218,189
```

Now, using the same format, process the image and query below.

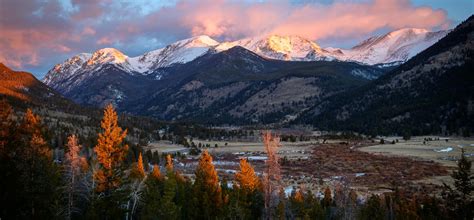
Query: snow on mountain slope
43,28,449,88
129,35,219,73
43,53,92,86
215,35,335,61
330,28,449,65
43,36,219,87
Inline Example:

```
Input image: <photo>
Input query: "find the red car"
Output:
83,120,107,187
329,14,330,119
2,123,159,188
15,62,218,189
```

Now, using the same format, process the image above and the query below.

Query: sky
0,0,472,78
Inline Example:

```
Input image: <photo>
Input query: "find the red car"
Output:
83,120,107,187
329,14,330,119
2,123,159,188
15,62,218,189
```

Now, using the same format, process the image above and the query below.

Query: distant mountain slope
0,63,75,109
43,28,447,89
126,47,384,124
331,28,449,65
38,46,386,124
297,16,474,135
215,35,335,61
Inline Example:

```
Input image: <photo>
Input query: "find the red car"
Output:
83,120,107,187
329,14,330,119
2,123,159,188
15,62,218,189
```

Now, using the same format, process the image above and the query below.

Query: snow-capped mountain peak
128,35,220,73
87,48,128,66
43,53,91,85
215,34,331,61
334,28,449,65
43,28,450,88
176,35,219,47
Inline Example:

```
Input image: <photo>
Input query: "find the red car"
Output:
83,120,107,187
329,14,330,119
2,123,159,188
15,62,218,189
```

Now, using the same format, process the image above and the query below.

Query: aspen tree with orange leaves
94,104,128,193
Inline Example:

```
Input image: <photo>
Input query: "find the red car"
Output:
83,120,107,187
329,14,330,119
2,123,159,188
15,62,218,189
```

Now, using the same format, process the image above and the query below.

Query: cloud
133,0,448,40
0,0,451,76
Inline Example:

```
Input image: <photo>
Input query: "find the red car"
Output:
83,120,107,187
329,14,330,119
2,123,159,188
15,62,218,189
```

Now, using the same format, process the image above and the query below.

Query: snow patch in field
284,186,294,197
245,156,268,161
435,147,453,153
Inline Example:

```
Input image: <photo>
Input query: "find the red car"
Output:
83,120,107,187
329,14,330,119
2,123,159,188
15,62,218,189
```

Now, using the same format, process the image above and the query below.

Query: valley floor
144,136,473,198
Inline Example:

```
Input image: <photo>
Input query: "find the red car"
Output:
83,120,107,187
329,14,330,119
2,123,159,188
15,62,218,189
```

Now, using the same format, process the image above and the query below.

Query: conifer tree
0,99,13,152
155,154,178,219
234,158,264,218
151,164,161,180
235,158,261,192
90,104,129,219
131,152,145,179
1,108,60,219
443,148,474,219
94,104,128,193
193,150,223,218
140,164,164,220
166,154,173,171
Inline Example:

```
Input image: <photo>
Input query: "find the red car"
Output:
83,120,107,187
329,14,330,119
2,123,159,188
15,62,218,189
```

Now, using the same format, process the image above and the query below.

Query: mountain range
44,28,449,87
2,18,472,135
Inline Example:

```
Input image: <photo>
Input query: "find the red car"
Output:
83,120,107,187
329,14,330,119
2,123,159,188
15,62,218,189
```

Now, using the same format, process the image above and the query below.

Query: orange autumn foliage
151,164,161,180
23,109,51,158
137,152,145,178
94,104,128,192
194,150,223,211
235,158,261,192
196,150,220,189
131,152,146,179
293,190,304,203
166,154,173,172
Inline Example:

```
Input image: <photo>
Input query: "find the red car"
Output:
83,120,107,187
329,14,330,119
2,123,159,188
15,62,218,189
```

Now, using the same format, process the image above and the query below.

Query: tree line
0,100,472,219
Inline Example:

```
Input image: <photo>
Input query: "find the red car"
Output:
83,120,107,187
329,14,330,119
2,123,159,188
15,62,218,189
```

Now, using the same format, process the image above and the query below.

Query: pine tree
131,152,145,179
443,148,474,219
94,104,128,193
158,157,178,219
234,158,264,218
290,190,305,218
193,150,223,218
166,154,173,171
358,194,385,220
151,164,161,180
1,108,61,219
235,158,261,192
90,104,129,219
0,99,13,152
323,187,332,207
140,164,164,220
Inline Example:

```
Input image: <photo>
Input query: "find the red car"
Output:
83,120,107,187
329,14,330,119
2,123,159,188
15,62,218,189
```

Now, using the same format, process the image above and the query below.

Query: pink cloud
97,37,113,45
82,27,96,35
0,0,452,73
148,0,448,41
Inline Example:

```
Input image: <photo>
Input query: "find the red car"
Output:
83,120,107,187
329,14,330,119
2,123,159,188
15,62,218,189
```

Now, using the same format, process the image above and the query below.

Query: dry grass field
359,136,474,168
145,136,473,195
